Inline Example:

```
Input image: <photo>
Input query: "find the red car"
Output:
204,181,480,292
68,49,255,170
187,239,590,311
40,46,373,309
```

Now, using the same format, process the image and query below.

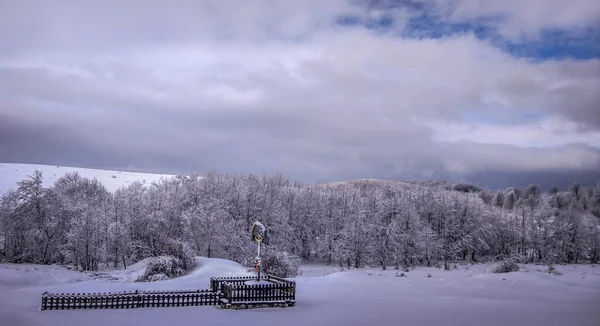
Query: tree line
1,170,599,271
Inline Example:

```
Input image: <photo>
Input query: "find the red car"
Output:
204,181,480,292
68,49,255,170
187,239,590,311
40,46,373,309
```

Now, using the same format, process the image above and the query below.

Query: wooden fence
41,275,296,310
219,275,296,308
222,283,295,304
41,289,221,310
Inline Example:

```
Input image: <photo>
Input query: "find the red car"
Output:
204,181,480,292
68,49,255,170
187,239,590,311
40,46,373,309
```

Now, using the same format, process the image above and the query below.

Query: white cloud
441,143,600,176
422,117,600,147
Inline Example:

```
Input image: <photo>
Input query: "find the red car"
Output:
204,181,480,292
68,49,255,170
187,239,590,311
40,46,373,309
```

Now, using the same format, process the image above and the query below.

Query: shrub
493,259,520,273
147,273,169,282
261,246,301,278
547,265,562,275
164,239,196,271
137,256,189,282
510,255,529,264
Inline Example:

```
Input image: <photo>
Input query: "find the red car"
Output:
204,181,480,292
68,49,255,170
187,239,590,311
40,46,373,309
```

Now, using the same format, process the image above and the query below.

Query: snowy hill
0,163,176,194
313,178,482,193
312,178,414,189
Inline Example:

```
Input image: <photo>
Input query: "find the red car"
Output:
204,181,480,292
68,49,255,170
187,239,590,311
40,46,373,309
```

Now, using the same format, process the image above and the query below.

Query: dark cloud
0,113,111,169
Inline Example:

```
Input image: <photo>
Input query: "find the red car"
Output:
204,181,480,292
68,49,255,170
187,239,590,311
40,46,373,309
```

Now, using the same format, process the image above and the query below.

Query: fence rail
210,276,259,292
41,289,221,310
43,289,214,297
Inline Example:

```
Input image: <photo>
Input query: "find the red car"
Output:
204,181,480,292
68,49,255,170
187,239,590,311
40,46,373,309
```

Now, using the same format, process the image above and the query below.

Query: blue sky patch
335,2,600,60
336,13,395,31
502,27,600,60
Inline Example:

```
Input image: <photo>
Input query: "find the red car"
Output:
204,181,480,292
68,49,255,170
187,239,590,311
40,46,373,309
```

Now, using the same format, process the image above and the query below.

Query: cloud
0,0,598,189
422,117,600,147
441,143,600,175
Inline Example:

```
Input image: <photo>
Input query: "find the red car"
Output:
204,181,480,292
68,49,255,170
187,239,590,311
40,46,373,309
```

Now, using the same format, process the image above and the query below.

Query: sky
0,0,599,190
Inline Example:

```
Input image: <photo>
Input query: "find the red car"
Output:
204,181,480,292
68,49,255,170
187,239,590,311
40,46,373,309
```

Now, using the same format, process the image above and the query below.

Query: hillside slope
0,163,175,194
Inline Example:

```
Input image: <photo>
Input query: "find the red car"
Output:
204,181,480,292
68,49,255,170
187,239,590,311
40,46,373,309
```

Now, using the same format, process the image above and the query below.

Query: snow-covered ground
1,260,599,326
0,163,175,194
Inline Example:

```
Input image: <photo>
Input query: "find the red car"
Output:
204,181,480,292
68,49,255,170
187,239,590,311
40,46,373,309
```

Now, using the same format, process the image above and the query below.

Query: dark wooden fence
41,289,220,310
222,282,295,303
219,275,296,308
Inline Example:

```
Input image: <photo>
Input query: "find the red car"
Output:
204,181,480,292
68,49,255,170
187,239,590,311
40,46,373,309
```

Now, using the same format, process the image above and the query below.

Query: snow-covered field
0,163,175,194
1,260,599,326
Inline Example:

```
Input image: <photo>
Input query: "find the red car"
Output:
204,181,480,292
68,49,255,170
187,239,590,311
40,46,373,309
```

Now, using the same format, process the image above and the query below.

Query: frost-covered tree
372,189,400,269
55,174,110,270
0,190,24,261
109,188,132,268
493,191,505,208
503,188,519,210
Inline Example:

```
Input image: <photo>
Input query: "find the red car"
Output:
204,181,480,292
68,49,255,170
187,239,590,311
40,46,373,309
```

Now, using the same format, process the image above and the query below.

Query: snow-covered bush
261,246,301,278
510,255,529,264
492,259,520,273
136,256,189,282
147,273,169,282
547,265,562,275
164,239,196,271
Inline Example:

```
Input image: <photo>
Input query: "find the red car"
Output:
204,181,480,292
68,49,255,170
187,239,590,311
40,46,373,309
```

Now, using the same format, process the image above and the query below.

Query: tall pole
251,221,265,282
257,238,261,281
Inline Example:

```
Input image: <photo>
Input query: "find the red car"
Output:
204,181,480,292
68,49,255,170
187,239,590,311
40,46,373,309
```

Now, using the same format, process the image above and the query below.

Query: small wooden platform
213,274,296,309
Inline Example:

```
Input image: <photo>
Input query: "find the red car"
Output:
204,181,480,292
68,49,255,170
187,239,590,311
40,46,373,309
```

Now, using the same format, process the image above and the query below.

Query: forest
1,170,599,273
